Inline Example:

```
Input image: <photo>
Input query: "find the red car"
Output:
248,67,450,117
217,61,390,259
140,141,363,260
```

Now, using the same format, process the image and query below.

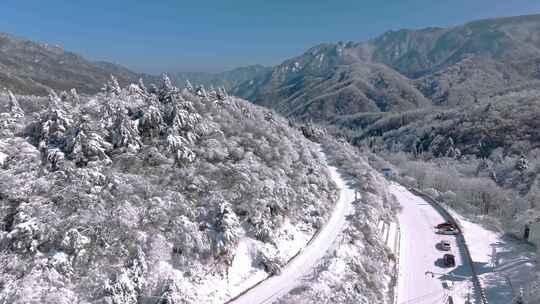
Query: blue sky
1,0,540,73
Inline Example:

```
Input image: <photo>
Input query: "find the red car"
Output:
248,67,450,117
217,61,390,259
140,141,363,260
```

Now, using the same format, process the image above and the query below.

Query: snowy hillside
0,77,397,303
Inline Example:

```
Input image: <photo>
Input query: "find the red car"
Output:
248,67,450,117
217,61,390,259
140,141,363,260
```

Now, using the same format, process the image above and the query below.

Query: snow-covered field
391,184,473,304
229,151,355,304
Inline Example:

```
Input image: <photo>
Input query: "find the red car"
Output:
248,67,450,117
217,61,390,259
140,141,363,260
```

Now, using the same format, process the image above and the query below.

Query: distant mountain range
231,14,540,121
3,14,540,121
171,65,271,92
0,31,271,96
0,33,162,94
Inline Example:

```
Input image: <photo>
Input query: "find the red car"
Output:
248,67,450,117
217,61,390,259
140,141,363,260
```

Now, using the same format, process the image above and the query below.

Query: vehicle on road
436,240,451,251
443,254,456,267
436,227,459,235
435,222,457,230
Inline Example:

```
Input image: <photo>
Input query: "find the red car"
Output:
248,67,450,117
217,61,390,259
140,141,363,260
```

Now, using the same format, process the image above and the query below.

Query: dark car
435,222,457,230
443,254,456,267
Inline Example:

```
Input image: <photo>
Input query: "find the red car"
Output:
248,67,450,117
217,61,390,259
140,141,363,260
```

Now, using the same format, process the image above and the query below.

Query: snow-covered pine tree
155,280,184,304
166,131,196,166
70,88,80,105
111,111,142,152
516,155,529,171
7,91,24,118
35,91,73,154
208,85,218,101
138,78,148,95
217,87,228,101
140,97,164,139
159,74,177,103
195,85,209,102
66,115,111,166
212,200,241,262
103,75,122,96
103,247,147,304
185,79,194,92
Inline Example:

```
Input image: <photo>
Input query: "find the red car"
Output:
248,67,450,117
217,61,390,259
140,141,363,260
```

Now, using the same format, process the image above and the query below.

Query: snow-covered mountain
0,32,158,95
0,77,396,303
231,14,540,121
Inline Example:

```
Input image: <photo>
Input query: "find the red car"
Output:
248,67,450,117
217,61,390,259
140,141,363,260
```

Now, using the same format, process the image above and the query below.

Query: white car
437,240,451,251
437,227,459,235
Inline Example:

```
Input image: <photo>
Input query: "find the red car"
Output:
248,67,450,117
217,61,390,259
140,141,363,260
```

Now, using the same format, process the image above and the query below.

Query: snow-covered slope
0,78,340,304
229,148,354,304
449,210,537,304
0,78,401,304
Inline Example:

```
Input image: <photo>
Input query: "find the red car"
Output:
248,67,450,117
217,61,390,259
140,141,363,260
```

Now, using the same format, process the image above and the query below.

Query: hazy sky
1,0,540,73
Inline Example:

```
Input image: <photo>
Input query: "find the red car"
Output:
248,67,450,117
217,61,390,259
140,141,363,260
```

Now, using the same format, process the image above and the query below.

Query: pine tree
36,91,73,152
195,85,209,102
111,112,142,151
67,115,111,166
70,88,80,105
138,78,148,94
103,75,122,96
212,201,241,261
7,91,24,118
159,74,177,102
516,155,529,171
185,79,194,92
166,132,196,165
140,99,164,139
155,280,184,304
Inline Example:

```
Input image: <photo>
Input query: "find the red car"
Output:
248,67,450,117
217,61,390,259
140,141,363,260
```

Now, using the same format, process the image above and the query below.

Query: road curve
228,151,355,304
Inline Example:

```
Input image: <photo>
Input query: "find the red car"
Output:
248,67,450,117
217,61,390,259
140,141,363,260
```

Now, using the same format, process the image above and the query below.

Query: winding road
229,157,475,304
228,152,355,304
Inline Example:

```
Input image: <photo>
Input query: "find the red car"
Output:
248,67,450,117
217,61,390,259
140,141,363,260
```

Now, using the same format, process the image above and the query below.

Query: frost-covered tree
158,74,179,104
70,88,80,105
7,91,24,118
138,78,148,95
46,147,65,171
111,111,142,152
103,75,122,96
34,91,73,155
212,201,241,262
66,115,111,166
516,155,529,171
140,99,164,139
154,280,186,304
104,248,147,304
195,85,209,101
185,79,194,92
166,132,196,165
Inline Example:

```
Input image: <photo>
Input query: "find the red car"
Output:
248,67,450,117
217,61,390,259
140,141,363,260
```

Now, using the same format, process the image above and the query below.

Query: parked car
435,222,457,230
443,254,456,267
437,240,451,251
436,227,459,235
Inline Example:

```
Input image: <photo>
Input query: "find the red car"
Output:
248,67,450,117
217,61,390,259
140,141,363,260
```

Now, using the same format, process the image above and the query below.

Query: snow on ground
449,210,537,304
186,218,315,303
228,151,354,304
391,184,473,304
0,151,7,166
224,220,314,301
